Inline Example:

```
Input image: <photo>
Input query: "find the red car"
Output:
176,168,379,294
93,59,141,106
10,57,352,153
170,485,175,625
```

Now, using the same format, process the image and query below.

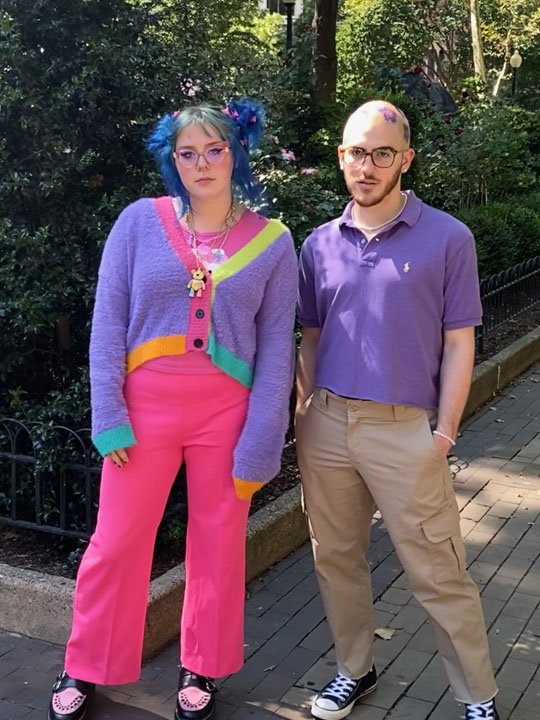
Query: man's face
338,106,414,208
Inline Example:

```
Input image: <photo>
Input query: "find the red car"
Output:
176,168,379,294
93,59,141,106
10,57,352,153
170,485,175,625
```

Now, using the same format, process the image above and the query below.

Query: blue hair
146,98,265,209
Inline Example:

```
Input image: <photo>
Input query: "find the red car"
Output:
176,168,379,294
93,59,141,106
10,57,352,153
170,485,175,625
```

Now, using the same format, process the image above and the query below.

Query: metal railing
476,256,540,353
0,419,100,539
2,256,540,540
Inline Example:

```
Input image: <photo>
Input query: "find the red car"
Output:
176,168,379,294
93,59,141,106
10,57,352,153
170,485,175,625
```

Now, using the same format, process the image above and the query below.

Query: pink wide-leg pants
65,367,251,684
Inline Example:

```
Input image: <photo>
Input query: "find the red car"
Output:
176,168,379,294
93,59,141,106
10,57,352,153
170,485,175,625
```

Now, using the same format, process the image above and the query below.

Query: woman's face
173,122,234,204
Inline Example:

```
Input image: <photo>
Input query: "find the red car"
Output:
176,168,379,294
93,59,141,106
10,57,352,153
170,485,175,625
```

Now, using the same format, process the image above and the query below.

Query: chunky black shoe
465,699,500,720
48,670,95,720
311,666,377,720
175,667,216,720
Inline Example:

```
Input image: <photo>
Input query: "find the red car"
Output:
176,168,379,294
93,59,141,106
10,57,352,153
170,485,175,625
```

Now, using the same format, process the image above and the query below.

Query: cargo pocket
421,505,466,583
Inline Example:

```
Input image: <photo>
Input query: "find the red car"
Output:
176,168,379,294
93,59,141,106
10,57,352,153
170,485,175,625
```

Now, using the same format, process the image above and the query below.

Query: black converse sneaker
311,666,377,720
465,699,500,720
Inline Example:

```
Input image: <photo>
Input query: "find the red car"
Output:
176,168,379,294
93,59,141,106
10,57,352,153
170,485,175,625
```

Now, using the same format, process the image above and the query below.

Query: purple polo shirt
297,191,482,409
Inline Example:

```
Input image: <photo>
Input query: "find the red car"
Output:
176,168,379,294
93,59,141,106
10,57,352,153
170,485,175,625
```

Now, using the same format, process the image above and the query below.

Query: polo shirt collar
339,190,422,231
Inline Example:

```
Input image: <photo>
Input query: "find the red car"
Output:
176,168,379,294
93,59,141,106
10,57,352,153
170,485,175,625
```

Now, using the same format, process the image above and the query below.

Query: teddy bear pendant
187,268,207,298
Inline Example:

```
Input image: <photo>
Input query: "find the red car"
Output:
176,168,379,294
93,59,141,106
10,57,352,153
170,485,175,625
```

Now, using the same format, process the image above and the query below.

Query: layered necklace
183,202,237,298
352,192,408,233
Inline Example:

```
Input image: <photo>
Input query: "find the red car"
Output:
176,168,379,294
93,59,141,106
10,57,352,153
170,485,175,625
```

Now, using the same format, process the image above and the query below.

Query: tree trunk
470,0,487,83
492,30,512,97
312,0,338,102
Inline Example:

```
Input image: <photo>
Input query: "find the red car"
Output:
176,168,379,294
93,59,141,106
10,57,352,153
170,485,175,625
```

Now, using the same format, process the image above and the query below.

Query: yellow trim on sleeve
126,334,187,373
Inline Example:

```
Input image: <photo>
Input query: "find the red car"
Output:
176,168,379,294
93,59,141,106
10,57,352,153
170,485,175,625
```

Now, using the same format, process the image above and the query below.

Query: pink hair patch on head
378,107,398,123
403,124,410,142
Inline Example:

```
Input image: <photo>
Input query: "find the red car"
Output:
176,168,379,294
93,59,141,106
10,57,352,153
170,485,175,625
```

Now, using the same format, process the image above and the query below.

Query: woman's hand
106,448,129,468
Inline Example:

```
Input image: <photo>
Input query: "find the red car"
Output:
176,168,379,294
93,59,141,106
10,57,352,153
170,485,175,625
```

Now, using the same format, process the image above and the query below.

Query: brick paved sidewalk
1,364,540,720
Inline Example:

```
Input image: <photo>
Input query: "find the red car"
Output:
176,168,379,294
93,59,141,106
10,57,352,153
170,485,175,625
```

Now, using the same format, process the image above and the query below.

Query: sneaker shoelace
466,700,496,719
321,674,358,702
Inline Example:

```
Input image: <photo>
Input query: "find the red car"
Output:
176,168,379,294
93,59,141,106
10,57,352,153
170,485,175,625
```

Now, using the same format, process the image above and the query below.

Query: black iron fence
476,255,540,353
2,256,540,540
0,419,100,540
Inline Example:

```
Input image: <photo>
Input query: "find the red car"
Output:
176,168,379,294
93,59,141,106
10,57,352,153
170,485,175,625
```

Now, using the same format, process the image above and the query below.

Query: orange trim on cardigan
233,477,265,500
126,334,187,373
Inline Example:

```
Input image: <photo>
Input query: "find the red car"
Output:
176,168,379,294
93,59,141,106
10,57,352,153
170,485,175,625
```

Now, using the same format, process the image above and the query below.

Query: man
295,101,498,720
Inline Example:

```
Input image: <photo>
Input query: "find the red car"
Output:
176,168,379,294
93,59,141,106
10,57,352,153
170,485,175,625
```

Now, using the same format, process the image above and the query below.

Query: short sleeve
297,240,320,328
443,230,483,330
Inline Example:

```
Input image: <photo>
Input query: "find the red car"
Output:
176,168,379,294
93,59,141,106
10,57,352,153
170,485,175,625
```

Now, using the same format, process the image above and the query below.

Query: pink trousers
65,367,250,684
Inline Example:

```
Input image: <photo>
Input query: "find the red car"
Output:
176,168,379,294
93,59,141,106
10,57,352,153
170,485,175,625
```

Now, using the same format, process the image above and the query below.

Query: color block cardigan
90,197,297,498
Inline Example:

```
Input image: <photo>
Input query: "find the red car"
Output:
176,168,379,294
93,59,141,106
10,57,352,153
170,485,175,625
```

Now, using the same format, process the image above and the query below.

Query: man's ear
337,146,345,170
402,147,415,173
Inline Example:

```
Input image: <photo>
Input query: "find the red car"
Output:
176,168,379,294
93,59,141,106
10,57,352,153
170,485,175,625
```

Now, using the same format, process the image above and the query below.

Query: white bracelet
433,430,456,447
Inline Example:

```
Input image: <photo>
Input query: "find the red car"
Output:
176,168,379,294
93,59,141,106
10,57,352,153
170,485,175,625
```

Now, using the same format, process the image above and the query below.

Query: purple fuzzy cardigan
90,197,297,498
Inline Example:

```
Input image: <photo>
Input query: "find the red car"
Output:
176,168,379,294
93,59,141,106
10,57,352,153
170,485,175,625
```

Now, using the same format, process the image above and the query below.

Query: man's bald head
342,100,411,149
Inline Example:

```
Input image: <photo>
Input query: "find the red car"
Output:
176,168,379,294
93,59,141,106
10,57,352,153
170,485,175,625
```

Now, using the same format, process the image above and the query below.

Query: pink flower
454,128,462,136
280,148,296,162
300,167,318,175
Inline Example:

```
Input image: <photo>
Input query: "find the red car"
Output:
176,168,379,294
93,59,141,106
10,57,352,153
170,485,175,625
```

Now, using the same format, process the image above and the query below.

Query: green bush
457,199,540,278
0,0,301,426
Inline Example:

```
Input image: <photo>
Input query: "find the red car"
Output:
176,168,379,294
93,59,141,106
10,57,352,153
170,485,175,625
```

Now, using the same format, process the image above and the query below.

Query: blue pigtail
223,98,265,155
146,112,185,199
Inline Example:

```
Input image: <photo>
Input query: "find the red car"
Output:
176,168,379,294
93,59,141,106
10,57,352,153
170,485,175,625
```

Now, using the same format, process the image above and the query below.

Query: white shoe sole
311,682,377,720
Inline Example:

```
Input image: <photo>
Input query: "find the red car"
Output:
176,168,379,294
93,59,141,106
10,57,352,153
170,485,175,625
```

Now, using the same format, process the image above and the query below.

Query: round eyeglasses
341,146,405,169
173,145,230,168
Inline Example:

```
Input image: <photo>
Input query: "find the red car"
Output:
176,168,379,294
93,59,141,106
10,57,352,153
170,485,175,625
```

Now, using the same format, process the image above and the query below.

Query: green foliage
336,0,432,96
0,0,179,423
413,97,538,212
457,194,540,276
258,161,348,247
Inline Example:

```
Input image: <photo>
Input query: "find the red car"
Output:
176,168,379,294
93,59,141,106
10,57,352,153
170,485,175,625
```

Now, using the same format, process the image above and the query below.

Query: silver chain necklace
353,192,408,232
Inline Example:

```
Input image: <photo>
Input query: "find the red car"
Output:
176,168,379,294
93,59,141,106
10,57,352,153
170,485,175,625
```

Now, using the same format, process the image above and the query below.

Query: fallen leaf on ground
374,627,395,640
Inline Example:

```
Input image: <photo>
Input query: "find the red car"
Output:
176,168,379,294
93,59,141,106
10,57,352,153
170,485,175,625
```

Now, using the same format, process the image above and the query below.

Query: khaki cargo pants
296,387,497,704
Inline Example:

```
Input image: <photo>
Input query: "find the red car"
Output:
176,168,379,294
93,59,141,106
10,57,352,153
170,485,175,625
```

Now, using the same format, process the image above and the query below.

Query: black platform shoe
175,667,216,720
48,670,95,720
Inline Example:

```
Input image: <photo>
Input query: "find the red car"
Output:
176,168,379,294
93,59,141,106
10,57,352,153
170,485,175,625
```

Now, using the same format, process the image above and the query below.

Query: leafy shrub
457,200,540,277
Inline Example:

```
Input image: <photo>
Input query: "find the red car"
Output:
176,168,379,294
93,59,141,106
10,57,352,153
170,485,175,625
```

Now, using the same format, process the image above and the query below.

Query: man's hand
106,448,129,468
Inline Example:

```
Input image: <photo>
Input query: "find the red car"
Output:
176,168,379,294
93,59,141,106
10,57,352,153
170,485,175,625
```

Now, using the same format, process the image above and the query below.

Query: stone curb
463,325,540,419
1,326,540,657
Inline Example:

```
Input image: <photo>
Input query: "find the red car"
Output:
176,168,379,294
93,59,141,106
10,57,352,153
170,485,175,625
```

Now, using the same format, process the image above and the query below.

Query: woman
48,98,297,720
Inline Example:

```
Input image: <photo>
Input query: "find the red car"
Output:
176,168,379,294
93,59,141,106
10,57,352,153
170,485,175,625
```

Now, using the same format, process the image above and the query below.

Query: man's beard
346,163,402,208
